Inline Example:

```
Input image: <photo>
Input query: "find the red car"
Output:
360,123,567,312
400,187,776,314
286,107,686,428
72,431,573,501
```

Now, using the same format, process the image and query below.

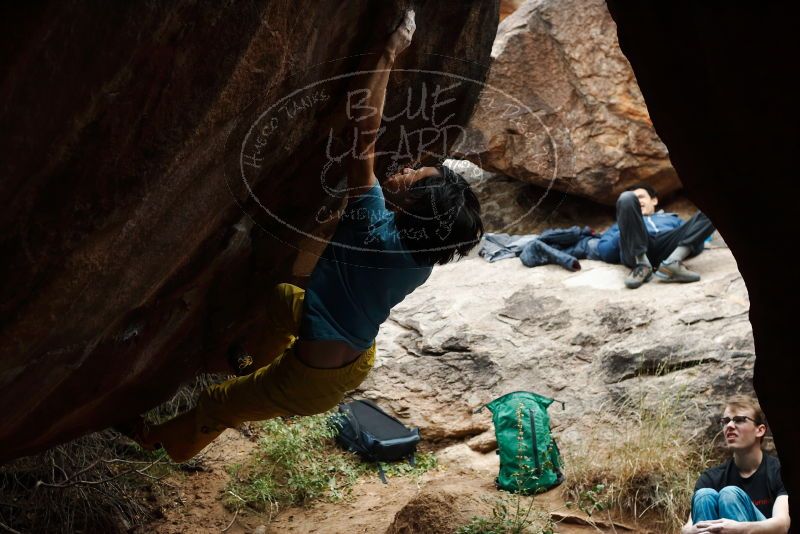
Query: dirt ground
138,428,645,534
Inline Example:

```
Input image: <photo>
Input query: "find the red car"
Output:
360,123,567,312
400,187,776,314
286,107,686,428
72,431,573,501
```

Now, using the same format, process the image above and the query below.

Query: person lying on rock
586,183,715,289
118,10,484,463
682,395,790,534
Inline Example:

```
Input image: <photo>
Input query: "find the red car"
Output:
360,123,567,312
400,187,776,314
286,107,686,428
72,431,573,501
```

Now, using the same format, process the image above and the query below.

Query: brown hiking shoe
655,261,701,283
624,263,653,289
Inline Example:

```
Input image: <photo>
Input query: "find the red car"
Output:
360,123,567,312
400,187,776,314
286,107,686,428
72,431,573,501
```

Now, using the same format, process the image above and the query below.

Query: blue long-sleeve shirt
595,211,683,262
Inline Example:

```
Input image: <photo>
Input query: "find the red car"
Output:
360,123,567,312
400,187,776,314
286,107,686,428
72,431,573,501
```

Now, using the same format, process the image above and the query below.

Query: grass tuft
224,413,437,519
561,394,717,532
456,495,554,534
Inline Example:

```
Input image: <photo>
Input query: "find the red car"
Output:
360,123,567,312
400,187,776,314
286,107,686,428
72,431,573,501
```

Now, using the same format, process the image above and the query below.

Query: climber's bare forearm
345,10,415,194
345,50,395,191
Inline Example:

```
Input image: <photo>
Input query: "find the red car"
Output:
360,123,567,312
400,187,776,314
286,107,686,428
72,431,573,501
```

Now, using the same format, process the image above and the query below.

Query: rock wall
0,1,499,461
456,0,679,204
454,160,620,235
359,246,753,450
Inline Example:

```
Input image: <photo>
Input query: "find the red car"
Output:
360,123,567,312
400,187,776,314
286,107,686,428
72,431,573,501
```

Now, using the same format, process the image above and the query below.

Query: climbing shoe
655,261,701,283
624,263,653,289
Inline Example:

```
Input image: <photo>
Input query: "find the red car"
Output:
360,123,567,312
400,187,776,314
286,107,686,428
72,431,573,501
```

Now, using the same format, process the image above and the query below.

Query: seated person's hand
693,519,748,533
683,522,706,534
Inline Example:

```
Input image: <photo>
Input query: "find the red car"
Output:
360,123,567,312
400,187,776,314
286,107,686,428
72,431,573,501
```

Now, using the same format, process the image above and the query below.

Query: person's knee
718,485,749,505
693,487,719,505
272,283,304,310
616,191,639,211
596,239,621,264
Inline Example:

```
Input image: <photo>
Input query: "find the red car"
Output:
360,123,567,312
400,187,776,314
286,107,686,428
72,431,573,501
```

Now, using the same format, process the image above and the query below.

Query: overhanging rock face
0,1,499,461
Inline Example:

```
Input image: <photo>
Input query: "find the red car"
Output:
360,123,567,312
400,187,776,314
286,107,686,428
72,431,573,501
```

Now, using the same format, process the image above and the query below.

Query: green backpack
484,391,565,494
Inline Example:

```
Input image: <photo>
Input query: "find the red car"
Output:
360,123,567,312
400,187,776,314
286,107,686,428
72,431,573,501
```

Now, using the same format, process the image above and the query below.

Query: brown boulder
456,0,679,204
0,1,499,461
499,0,524,21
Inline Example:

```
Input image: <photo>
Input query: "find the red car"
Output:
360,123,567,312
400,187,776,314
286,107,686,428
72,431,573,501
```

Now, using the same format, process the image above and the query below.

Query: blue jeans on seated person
692,487,767,523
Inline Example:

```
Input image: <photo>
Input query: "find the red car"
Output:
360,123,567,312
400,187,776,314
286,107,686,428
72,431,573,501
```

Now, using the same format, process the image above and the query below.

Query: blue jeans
692,487,767,523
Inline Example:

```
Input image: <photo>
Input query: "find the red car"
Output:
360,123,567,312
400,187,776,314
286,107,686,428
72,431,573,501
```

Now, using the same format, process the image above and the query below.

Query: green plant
456,495,554,534
457,404,554,534
562,393,717,532
225,414,366,514
378,451,438,480
566,483,608,518
225,413,438,519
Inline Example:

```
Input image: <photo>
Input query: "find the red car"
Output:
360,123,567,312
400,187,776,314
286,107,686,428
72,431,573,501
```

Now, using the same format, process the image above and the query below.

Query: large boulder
359,245,753,449
0,1,499,461
455,0,679,205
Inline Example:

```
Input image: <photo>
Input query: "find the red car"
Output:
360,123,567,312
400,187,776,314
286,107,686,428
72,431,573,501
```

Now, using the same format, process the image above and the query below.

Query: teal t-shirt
300,183,433,351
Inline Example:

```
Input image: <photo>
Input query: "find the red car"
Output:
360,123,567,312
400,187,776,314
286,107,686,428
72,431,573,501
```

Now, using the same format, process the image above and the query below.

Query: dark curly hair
624,182,658,199
393,164,484,266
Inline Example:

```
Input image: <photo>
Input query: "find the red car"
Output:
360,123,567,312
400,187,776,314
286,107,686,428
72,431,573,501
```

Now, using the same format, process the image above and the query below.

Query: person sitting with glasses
682,395,790,534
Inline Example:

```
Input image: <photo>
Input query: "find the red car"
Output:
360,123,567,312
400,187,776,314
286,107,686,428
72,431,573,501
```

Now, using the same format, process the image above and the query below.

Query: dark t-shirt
695,454,787,518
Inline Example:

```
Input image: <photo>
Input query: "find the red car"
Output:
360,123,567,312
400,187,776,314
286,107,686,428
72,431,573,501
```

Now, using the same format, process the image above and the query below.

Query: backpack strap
377,462,388,484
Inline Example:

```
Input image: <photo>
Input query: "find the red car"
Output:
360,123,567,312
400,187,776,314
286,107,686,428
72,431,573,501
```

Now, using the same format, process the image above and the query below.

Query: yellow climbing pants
148,283,376,462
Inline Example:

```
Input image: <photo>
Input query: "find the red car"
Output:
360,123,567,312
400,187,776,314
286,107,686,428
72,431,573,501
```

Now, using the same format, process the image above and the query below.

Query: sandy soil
139,428,643,534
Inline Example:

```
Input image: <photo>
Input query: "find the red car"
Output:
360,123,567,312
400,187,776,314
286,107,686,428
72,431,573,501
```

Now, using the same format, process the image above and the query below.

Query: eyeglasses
718,415,759,427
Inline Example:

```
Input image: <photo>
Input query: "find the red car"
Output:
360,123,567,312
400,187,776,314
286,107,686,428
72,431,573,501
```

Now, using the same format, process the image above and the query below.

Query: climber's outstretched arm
345,10,416,198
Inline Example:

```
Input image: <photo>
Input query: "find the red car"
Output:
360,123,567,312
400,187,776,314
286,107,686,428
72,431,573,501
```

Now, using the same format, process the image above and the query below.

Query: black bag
331,399,420,483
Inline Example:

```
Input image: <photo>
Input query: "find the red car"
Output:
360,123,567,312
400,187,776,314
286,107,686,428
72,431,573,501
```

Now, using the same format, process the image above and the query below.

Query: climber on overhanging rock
115,10,485,463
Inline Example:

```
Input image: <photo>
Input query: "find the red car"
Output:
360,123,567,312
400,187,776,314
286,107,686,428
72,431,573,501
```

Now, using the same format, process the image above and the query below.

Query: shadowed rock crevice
603,350,715,384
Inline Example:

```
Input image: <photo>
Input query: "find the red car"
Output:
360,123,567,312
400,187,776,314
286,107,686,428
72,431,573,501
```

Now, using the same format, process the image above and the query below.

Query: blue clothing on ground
519,226,595,271
595,211,683,263
692,487,767,523
520,240,581,270
300,183,433,351
478,233,539,262
480,227,595,271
